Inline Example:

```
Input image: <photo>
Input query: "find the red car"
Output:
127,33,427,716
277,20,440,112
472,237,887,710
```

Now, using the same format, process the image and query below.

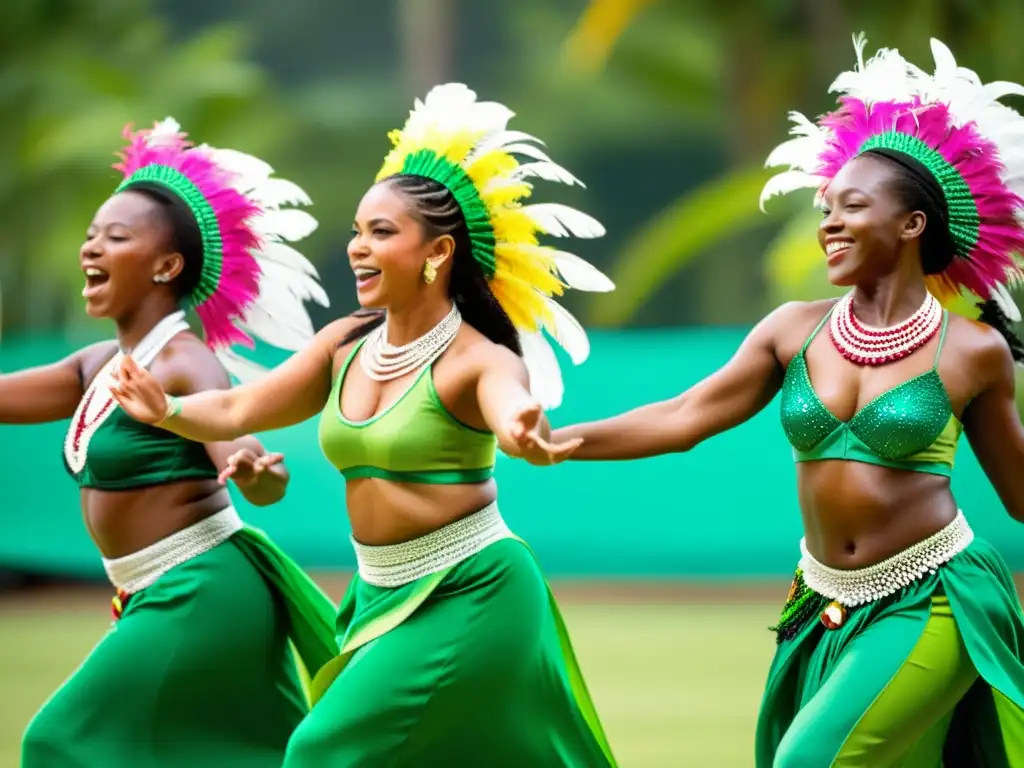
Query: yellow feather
482,181,534,209
377,126,488,181
495,263,564,299
467,150,519,188
491,278,553,331
496,241,559,273
372,85,604,342
492,207,540,247
495,244,564,296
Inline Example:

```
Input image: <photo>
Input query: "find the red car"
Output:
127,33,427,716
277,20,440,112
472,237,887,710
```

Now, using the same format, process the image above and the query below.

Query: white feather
147,117,182,144
257,260,330,308
543,299,590,365
521,204,605,238
992,282,1022,323
511,161,584,187
200,147,274,192
497,142,556,164
759,170,822,211
248,178,313,209
251,209,319,242
518,331,564,411
467,130,545,163
408,84,513,143
551,250,614,292
254,240,321,279
239,303,315,352
216,348,269,384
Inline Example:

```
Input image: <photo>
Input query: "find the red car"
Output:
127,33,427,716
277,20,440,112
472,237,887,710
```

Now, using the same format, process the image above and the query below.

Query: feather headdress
376,84,614,409
114,118,328,380
761,35,1024,319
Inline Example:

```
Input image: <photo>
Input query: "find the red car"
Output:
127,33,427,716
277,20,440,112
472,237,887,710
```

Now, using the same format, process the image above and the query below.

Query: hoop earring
422,261,437,284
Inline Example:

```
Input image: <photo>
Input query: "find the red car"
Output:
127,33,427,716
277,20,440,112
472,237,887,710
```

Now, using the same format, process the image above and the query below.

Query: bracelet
159,394,182,424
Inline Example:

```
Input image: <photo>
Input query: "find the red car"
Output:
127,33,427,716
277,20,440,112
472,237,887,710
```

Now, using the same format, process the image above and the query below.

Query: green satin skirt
283,537,618,767
21,527,339,768
757,537,1024,767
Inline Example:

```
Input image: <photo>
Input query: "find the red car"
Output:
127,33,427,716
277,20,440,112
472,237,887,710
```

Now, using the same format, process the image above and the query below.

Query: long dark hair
127,182,205,302
340,174,522,355
867,149,1024,363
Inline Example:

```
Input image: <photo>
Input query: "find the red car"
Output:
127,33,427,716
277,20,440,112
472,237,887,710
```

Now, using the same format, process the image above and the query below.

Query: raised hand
217,449,285,487
504,401,583,466
109,355,171,425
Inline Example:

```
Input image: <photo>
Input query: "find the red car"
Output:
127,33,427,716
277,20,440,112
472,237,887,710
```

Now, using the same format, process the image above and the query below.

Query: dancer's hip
102,506,242,594
351,501,512,588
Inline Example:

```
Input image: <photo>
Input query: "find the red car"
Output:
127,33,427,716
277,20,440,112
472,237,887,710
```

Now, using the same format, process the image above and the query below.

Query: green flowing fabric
233,525,340,690
22,532,338,767
758,538,1024,767
283,537,618,768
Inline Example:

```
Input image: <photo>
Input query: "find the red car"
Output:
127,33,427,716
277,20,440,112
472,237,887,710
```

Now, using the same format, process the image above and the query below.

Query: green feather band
398,149,497,279
858,132,980,258
116,165,223,306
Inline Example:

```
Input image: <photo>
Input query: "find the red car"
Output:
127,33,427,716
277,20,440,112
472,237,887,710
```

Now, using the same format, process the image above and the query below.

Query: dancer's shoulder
748,299,838,345
321,310,383,348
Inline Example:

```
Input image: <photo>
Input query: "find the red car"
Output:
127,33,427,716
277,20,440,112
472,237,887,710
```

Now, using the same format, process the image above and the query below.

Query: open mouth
353,267,381,288
82,267,110,298
825,239,853,258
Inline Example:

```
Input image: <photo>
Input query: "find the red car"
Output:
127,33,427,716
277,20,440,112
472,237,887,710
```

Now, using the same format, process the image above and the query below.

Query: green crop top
318,339,497,484
64,406,219,491
779,307,962,477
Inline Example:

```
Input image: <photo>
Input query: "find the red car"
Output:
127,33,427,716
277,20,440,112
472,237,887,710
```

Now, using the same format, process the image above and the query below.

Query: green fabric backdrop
2,328,1019,579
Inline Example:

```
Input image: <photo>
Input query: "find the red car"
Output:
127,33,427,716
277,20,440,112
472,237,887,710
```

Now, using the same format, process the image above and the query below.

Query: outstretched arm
552,305,793,460
963,327,1024,523
146,337,293,507
476,345,583,465
110,318,360,442
0,341,114,425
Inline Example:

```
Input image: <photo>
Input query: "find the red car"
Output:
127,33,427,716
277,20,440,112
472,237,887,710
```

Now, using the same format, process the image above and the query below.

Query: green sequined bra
779,307,961,477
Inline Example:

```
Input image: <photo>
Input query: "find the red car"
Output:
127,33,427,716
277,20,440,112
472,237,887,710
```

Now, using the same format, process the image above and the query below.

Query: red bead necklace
828,291,941,366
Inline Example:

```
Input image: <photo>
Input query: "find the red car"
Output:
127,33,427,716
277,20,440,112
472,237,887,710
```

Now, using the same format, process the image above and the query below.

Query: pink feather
813,98,1024,300
114,123,264,349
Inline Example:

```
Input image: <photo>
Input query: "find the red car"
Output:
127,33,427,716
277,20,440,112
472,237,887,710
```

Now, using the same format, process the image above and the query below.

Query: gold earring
422,261,437,284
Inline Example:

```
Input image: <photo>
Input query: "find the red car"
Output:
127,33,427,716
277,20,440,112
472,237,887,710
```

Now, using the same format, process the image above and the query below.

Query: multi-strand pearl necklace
359,303,462,382
64,311,190,475
829,290,942,366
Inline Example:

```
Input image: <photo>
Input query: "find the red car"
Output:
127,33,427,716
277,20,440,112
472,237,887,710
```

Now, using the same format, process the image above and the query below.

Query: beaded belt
772,511,973,641
800,510,973,608
103,507,243,596
352,501,512,588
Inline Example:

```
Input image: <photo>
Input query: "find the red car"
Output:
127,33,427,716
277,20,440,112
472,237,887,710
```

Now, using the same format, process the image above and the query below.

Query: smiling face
817,154,928,286
79,190,184,320
347,181,453,310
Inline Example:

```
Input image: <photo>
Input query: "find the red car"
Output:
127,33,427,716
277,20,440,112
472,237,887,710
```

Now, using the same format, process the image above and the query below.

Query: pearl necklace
829,291,942,366
64,311,190,475
359,303,462,381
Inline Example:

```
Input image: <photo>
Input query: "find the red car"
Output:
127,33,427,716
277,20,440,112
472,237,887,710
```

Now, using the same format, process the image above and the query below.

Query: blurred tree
564,0,1024,327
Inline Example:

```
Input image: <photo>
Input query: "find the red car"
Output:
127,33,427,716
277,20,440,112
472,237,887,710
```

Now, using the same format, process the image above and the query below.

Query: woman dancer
9,119,339,767
549,37,1024,766
109,84,618,766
